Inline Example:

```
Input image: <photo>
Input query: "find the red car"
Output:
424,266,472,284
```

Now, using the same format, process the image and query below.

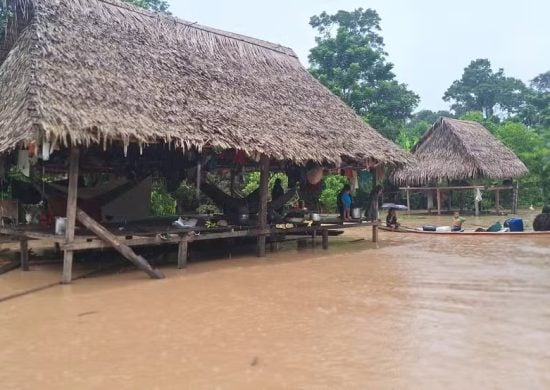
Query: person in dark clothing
337,184,352,220
386,208,400,229
367,185,383,221
271,178,285,215
533,205,550,231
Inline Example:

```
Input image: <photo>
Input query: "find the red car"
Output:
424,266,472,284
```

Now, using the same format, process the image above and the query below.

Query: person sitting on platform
533,205,550,231
386,208,400,230
339,184,352,221
271,178,285,215
452,211,466,232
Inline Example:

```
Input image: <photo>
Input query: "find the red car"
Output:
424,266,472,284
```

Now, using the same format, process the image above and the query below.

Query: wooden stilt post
196,158,202,201
427,191,434,213
512,182,519,214
76,208,164,279
322,229,329,250
62,147,80,284
406,189,411,215
474,188,480,217
372,222,379,243
20,239,29,271
257,155,270,257
495,189,500,215
437,188,441,215
177,239,188,269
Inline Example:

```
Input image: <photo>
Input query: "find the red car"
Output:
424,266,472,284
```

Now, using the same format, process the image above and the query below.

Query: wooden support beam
436,189,441,216
406,189,411,215
20,240,29,271
76,208,164,279
474,192,480,217
372,223,379,243
495,189,500,215
257,155,270,257
63,147,80,284
512,182,519,214
322,229,329,250
181,238,190,265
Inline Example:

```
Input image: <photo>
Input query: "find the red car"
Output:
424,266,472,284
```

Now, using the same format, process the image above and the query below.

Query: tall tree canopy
123,0,171,13
443,59,526,119
308,8,419,140
520,71,550,128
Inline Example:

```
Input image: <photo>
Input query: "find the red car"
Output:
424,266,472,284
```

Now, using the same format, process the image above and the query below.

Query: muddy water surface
1,213,549,389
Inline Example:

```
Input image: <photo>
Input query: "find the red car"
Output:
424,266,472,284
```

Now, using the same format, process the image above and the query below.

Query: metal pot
238,214,249,225
310,213,321,222
351,208,363,219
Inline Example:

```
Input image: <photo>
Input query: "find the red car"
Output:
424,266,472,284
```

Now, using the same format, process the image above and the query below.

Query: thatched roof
0,0,411,166
392,117,528,185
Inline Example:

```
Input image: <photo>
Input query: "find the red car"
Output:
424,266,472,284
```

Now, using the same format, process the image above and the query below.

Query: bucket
505,218,524,232
55,217,67,235
351,208,363,219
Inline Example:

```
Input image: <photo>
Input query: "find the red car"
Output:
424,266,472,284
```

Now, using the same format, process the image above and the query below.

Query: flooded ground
1,212,549,389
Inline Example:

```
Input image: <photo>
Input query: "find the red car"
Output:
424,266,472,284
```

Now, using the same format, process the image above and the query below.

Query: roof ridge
96,0,297,58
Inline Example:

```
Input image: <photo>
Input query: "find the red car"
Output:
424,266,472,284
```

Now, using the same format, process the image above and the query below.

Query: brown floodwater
1,212,549,389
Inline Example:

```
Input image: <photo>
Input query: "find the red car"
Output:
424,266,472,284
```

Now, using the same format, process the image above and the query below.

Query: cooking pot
310,213,321,222
351,208,363,219
238,214,249,225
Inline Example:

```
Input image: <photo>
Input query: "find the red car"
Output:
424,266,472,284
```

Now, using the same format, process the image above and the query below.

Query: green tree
308,8,419,140
495,121,549,205
443,59,526,119
123,0,171,13
520,71,550,129
0,1,12,43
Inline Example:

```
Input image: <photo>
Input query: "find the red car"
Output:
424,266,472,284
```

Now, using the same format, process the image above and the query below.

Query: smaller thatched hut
392,117,528,215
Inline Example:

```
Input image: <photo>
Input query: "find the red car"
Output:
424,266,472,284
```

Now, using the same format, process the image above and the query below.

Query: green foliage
196,203,220,215
123,0,171,13
173,180,199,212
443,59,526,119
0,1,12,43
319,175,348,212
242,172,289,199
308,8,419,140
495,121,550,205
520,71,550,128
459,111,499,133
151,181,177,216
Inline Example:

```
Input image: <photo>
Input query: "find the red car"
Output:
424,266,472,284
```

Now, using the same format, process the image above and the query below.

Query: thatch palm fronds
392,117,528,185
0,0,411,166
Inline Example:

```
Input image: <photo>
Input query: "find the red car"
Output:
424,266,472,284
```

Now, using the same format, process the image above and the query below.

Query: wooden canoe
379,226,550,236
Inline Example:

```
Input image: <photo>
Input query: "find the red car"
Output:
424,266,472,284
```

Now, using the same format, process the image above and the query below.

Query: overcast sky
170,0,550,111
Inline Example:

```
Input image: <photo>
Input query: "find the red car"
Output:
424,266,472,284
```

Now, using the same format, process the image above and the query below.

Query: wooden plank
20,240,29,271
63,147,79,284
257,155,270,257
400,186,514,191
406,189,411,215
76,208,164,279
177,239,188,269
495,189,500,215
61,229,271,251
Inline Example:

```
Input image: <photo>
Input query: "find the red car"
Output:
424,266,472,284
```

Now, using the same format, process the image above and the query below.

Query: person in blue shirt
340,185,352,221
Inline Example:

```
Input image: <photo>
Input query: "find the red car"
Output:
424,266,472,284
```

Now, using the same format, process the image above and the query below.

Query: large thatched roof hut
0,0,404,282
392,117,528,185
0,0,410,166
